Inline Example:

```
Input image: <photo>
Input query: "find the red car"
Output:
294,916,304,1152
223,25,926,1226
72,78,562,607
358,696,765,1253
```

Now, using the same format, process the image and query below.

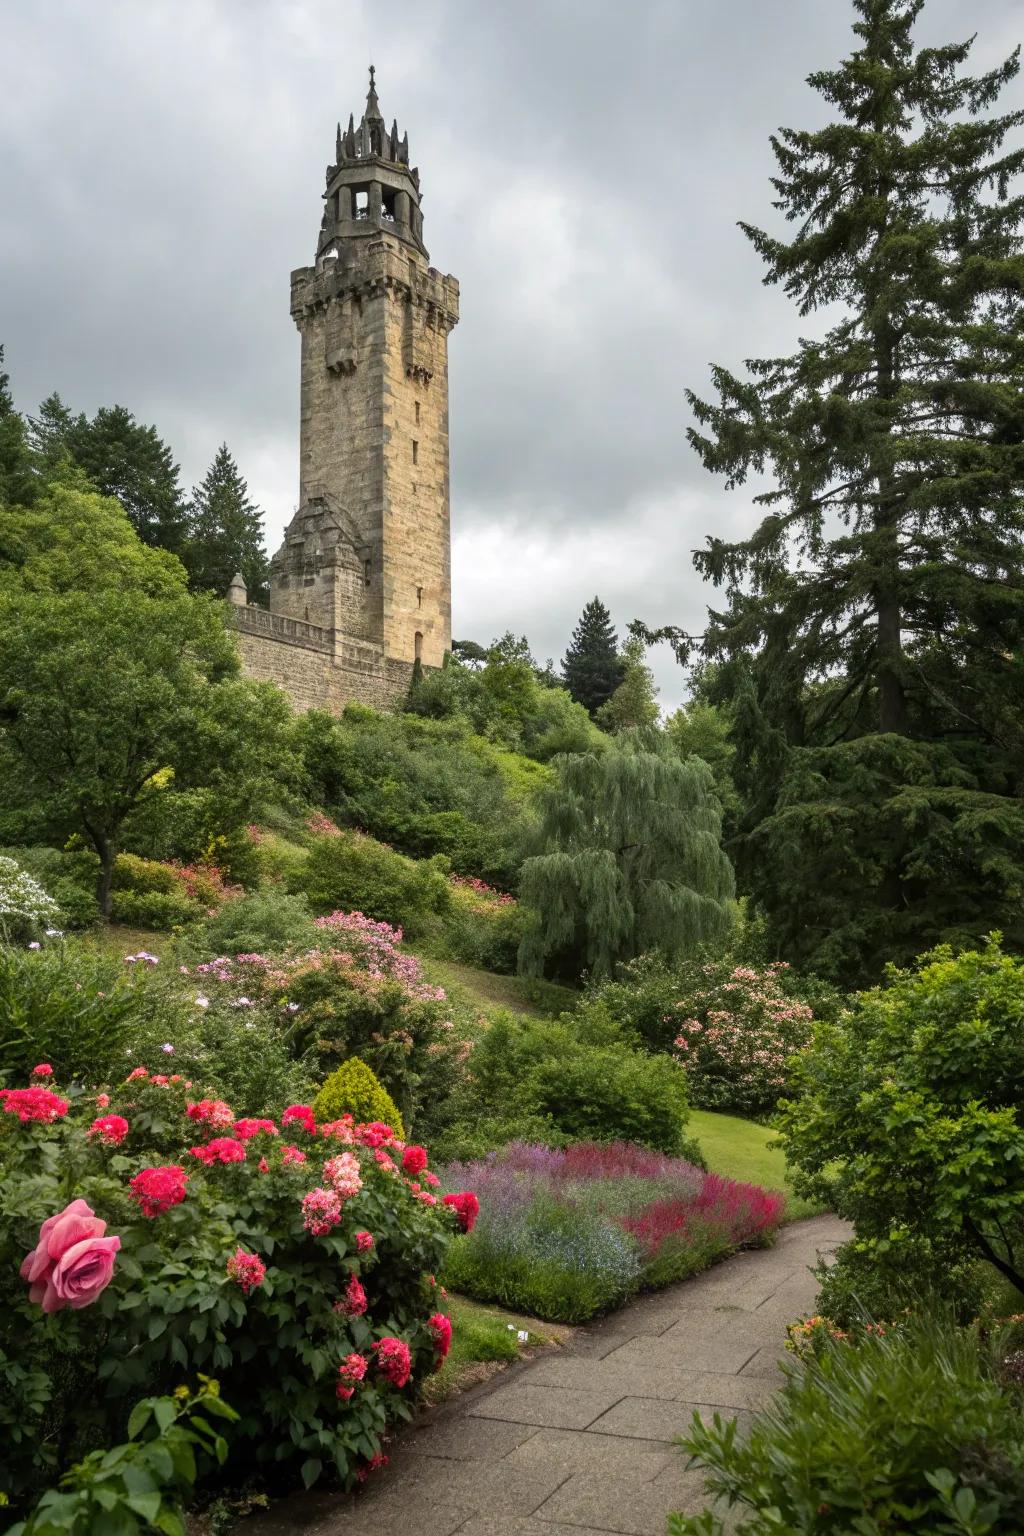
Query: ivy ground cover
441,1140,785,1322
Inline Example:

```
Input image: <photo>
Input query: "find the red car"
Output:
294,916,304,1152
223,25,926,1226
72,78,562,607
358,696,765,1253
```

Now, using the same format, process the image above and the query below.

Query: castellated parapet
232,67,459,714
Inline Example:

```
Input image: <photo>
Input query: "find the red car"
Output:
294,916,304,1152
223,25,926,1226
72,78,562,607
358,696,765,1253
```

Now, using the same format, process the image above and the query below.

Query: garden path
249,1214,849,1536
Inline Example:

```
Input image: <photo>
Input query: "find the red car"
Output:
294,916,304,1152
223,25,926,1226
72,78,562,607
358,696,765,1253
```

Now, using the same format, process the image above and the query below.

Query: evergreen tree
185,443,269,604
60,404,187,553
561,596,625,716
648,1,1024,983
596,634,660,732
519,731,734,979
0,347,34,508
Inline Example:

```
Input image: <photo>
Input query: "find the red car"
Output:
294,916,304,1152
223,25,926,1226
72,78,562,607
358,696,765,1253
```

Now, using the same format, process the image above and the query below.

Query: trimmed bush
295,830,450,938
313,1057,406,1139
111,853,181,896
109,887,204,930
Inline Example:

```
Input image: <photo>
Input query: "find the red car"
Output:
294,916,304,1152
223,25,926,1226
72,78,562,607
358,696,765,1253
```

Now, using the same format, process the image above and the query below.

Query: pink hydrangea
31,1063,53,1078
356,1121,395,1149
226,1248,267,1295
374,1149,397,1172
320,1117,356,1143
20,1199,120,1314
282,1104,316,1135
336,1350,368,1400
323,1152,363,1199
302,1186,342,1236
233,1118,279,1141
88,1114,130,1146
374,1335,412,1388
282,1144,307,1166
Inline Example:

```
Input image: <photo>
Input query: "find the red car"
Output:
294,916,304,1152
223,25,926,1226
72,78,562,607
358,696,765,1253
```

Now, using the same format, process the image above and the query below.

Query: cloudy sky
2,0,1020,707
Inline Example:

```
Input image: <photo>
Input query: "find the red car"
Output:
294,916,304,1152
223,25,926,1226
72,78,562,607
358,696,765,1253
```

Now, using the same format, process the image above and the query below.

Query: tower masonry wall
233,607,413,714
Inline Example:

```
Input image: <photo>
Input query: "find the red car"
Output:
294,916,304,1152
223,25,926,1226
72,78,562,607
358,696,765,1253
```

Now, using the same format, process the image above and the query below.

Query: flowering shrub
441,1141,784,1322
296,828,451,940
441,879,524,973
109,853,240,930
0,855,60,944
0,1068,469,1513
666,962,815,1116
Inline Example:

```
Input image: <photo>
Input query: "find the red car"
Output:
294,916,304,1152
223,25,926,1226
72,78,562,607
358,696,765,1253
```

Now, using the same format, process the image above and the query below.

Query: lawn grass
688,1108,826,1222
424,1294,566,1402
418,956,578,1020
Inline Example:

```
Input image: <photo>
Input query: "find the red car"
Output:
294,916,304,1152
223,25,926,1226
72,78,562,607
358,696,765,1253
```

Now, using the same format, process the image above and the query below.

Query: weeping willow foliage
518,730,734,978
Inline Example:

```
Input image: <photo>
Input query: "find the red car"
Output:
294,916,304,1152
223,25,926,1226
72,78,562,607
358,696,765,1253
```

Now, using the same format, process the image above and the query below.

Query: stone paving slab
244,1214,850,1536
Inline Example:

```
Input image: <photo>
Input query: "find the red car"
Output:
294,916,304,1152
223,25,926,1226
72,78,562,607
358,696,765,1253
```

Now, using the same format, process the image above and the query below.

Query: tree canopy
518,731,735,979
561,597,625,717
644,0,1024,983
185,443,269,604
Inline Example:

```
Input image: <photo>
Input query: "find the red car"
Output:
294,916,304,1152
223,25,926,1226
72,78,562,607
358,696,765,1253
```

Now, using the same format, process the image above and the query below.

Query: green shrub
436,884,524,972
111,853,180,896
447,1011,691,1156
777,937,1024,1310
109,888,204,930
0,942,181,1084
313,1055,406,1137
814,1238,985,1330
180,888,316,960
0,846,99,930
296,830,450,938
671,1313,1024,1535
0,856,61,944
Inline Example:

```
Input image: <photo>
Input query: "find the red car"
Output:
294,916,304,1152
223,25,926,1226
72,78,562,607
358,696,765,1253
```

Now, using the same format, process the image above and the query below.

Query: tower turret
267,67,460,689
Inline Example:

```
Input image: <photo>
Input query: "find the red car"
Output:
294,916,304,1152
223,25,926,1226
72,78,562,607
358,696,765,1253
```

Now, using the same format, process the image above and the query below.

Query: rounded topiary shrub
313,1056,406,1138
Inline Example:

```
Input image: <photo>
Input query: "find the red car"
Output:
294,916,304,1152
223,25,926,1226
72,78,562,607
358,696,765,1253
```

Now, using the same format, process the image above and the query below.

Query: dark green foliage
519,731,734,979
0,943,177,1085
0,346,34,509
312,1056,406,1137
108,888,204,930
671,1313,1024,1536
0,846,100,930
595,636,659,733
814,1239,984,1331
561,597,624,717
184,442,269,604
777,937,1024,1305
446,1011,691,1156
54,400,187,554
438,887,524,973
648,1,1024,985
182,889,317,959
295,830,450,938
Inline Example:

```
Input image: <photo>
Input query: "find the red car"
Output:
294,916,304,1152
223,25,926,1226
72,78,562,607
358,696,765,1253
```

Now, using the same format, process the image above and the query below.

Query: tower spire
365,63,383,120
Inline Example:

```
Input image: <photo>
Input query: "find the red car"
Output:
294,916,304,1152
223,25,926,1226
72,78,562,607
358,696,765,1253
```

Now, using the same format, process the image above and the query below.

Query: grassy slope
688,1108,824,1221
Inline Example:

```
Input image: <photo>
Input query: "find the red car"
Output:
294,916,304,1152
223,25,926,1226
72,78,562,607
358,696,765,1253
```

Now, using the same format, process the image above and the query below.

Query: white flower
195,994,210,1009
161,1043,174,1054
517,1330,529,1343
285,1002,300,1014
27,941,41,950
45,928,63,937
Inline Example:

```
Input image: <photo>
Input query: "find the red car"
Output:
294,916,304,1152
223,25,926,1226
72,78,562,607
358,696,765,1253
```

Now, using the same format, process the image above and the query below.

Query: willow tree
518,731,734,979
645,0,1024,983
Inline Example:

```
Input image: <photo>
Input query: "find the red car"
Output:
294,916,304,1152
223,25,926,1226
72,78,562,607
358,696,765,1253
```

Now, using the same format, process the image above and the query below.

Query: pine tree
49,403,187,553
561,597,625,716
185,443,269,604
26,392,75,481
0,346,34,508
648,1,1024,983
518,731,735,979
596,635,660,732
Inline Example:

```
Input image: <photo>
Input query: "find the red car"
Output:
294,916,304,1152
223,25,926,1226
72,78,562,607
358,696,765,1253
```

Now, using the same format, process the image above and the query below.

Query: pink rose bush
0,1067,455,1510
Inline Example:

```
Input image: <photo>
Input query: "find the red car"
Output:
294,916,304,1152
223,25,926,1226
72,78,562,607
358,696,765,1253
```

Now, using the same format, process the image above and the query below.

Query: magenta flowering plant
0,1067,456,1516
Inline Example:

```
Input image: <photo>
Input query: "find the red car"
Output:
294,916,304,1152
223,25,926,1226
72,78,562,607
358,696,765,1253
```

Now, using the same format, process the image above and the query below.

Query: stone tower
268,67,460,685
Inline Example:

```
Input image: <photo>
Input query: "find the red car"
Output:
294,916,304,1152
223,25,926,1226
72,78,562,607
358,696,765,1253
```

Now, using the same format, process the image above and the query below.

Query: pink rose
20,1199,120,1314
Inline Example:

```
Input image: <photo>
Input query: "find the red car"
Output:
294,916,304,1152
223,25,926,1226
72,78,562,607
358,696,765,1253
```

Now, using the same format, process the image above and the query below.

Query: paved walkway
250,1215,849,1536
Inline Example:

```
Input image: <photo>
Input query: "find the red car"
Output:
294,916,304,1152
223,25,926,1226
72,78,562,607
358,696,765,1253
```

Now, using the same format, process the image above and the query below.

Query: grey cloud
1,0,1019,706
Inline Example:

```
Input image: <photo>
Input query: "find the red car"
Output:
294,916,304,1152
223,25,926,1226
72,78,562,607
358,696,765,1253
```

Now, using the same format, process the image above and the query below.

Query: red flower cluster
88,1114,130,1146
427,1311,452,1364
355,1121,394,1148
355,1230,374,1253
129,1165,189,1218
233,1118,279,1141
374,1335,412,1388
0,1086,70,1123
356,1450,389,1482
31,1063,53,1077
186,1098,234,1129
282,1104,316,1134
282,1144,307,1166
402,1145,428,1176
226,1247,267,1295
443,1190,480,1233
335,1273,367,1318
189,1137,246,1165
336,1351,368,1400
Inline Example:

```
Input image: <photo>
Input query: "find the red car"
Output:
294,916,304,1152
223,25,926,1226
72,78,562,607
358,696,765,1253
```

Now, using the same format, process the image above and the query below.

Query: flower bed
0,1063,474,1517
440,1141,784,1322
